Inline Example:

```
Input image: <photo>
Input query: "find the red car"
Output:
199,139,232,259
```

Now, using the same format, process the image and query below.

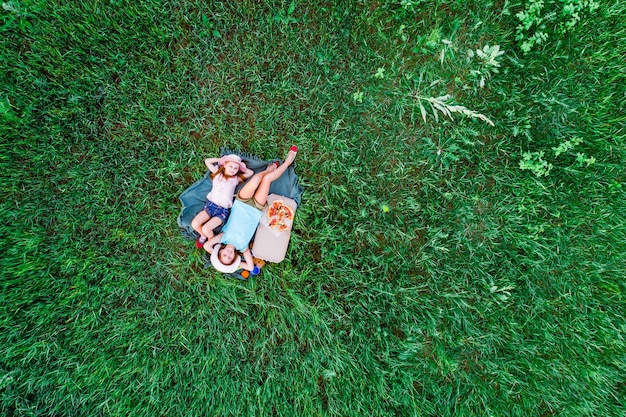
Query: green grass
1,0,625,416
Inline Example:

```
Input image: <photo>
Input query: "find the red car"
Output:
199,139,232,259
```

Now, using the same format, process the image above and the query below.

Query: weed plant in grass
1,0,625,416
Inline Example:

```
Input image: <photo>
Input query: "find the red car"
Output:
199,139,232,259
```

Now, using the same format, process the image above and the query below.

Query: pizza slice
281,205,294,220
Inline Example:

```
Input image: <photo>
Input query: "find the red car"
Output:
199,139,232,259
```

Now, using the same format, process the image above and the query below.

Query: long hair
210,165,246,181
218,246,237,266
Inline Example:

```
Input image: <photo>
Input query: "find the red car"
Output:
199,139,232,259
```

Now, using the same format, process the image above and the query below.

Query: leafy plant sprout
467,44,505,88
411,93,495,126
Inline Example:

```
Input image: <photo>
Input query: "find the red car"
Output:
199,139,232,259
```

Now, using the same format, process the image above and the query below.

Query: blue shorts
204,200,230,223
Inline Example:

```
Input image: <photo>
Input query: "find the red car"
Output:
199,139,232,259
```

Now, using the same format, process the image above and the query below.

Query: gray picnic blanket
177,147,303,240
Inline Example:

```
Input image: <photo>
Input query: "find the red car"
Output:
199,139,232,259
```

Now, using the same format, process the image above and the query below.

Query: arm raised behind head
204,157,220,174
203,233,223,253
241,167,254,180
239,249,254,271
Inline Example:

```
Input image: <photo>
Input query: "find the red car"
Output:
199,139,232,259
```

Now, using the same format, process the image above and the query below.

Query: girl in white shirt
192,154,253,248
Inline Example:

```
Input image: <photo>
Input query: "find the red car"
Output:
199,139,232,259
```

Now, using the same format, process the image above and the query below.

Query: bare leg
191,210,211,237
252,148,297,206
238,165,276,200
201,216,223,238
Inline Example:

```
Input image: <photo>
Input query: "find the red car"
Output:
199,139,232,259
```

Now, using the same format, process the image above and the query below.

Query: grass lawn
1,0,625,416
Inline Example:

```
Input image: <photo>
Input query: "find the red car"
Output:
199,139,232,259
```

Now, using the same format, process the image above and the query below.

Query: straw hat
218,154,247,172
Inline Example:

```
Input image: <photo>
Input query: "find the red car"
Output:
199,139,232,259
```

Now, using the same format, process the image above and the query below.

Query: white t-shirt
206,174,238,208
